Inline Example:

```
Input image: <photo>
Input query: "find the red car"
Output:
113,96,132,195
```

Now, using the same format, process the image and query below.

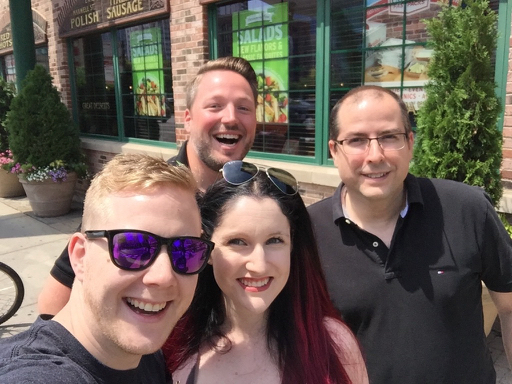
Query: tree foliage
0,78,15,153
411,0,502,206
5,65,83,168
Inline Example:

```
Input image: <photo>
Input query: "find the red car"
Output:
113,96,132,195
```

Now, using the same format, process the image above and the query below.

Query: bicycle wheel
0,262,24,325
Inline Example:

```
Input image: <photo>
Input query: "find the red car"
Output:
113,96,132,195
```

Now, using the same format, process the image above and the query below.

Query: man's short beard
196,142,225,172
195,137,252,172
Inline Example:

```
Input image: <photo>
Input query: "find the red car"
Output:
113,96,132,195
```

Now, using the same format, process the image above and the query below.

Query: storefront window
73,33,117,136
1,47,49,85
213,0,453,162
330,0,446,130
216,0,317,156
72,20,174,142
1,54,16,84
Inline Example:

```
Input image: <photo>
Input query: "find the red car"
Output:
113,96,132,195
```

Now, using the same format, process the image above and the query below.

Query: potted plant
5,65,87,217
410,0,502,335
0,78,24,198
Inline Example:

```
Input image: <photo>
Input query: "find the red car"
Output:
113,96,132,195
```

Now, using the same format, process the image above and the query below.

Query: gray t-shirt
0,316,170,383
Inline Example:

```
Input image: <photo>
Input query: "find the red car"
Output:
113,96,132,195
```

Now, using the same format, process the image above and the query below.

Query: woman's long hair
163,173,352,383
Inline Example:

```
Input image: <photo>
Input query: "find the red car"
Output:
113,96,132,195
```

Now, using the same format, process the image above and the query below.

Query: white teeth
216,134,239,139
126,298,167,312
366,173,386,178
239,278,270,287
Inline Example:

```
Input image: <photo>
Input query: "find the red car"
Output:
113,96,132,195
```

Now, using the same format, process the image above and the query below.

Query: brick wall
300,182,336,206
501,22,512,187
369,4,441,42
170,0,209,145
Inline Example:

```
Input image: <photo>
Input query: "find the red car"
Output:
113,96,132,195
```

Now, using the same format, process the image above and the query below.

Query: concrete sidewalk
0,195,81,337
0,195,511,382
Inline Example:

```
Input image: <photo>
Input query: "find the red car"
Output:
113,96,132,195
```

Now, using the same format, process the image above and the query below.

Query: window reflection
73,20,175,142
217,0,317,157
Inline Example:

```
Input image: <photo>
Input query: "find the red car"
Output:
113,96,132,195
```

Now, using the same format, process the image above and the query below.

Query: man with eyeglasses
308,85,512,384
37,56,258,316
0,153,213,383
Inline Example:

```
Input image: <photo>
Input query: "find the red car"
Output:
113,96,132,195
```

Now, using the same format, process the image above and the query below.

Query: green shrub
411,0,502,206
5,65,85,176
0,78,15,153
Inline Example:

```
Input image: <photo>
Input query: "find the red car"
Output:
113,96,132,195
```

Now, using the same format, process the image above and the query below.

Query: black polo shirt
308,173,512,384
50,142,191,288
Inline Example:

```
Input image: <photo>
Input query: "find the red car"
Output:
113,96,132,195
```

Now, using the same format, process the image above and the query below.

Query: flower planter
18,172,77,217
0,170,25,197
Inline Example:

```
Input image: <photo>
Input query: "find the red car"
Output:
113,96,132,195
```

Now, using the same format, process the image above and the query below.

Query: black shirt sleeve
49,225,81,288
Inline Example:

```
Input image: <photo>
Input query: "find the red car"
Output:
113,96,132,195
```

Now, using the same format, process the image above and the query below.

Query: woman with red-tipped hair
164,161,368,384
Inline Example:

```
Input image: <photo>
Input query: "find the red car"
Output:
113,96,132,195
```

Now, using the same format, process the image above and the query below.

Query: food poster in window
130,28,165,117
233,2,289,125
391,87,427,115
362,0,454,87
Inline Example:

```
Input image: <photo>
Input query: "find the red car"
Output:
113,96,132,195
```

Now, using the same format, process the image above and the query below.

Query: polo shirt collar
175,140,190,167
331,173,423,225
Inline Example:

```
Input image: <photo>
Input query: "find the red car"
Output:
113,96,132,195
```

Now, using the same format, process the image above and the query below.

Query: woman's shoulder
171,353,198,384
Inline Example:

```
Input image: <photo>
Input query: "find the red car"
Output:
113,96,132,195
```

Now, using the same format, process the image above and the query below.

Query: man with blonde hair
0,153,213,383
38,56,258,315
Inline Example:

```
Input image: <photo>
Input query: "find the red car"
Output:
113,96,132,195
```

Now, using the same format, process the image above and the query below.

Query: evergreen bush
410,0,502,206
5,65,86,180
0,78,15,153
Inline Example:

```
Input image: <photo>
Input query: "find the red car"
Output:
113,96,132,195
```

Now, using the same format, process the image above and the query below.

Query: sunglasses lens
112,232,159,270
267,168,298,195
223,161,258,185
170,238,211,274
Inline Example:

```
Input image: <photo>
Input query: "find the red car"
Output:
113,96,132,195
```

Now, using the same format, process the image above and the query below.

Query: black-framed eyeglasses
334,133,408,155
84,229,214,275
220,160,298,195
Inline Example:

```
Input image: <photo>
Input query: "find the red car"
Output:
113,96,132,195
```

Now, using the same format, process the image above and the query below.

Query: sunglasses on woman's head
221,160,299,195
84,229,214,275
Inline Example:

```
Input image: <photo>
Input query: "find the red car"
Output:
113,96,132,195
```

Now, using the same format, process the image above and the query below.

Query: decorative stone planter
18,172,77,217
0,170,25,198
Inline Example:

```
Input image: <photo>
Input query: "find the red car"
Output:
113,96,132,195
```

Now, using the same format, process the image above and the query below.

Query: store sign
131,28,165,117
232,3,290,124
388,0,430,16
0,10,47,55
57,0,168,37
391,87,426,113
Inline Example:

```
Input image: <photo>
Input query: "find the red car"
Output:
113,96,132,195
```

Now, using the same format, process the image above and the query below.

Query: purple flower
48,167,68,182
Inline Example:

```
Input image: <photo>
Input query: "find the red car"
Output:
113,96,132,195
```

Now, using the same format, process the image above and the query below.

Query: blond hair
82,153,197,230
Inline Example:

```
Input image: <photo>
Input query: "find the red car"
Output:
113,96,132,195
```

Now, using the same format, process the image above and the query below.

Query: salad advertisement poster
233,3,289,124
130,28,165,117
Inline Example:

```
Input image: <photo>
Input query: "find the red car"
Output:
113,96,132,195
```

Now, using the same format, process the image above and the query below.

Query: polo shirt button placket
372,241,379,247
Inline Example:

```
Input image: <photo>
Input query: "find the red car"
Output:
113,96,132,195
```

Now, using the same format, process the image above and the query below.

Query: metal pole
9,0,36,91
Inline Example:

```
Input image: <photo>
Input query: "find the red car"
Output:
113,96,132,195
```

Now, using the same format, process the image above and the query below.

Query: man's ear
407,131,415,147
68,233,86,282
328,140,338,157
184,109,192,133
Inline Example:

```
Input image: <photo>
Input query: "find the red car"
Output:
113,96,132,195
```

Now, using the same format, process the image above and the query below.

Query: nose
246,245,266,273
221,104,238,126
366,138,384,162
142,246,177,287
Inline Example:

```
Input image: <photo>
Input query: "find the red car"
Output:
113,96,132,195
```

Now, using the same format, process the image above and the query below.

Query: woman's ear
68,232,86,282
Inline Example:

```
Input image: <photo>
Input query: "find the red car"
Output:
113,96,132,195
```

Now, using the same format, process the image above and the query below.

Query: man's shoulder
0,355,96,383
307,195,333,215
415,176,491,204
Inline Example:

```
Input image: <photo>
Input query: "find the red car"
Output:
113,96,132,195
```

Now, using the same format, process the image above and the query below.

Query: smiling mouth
238,277,271,288
215,133,241,146
126,298,167,315
364,172,388,179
